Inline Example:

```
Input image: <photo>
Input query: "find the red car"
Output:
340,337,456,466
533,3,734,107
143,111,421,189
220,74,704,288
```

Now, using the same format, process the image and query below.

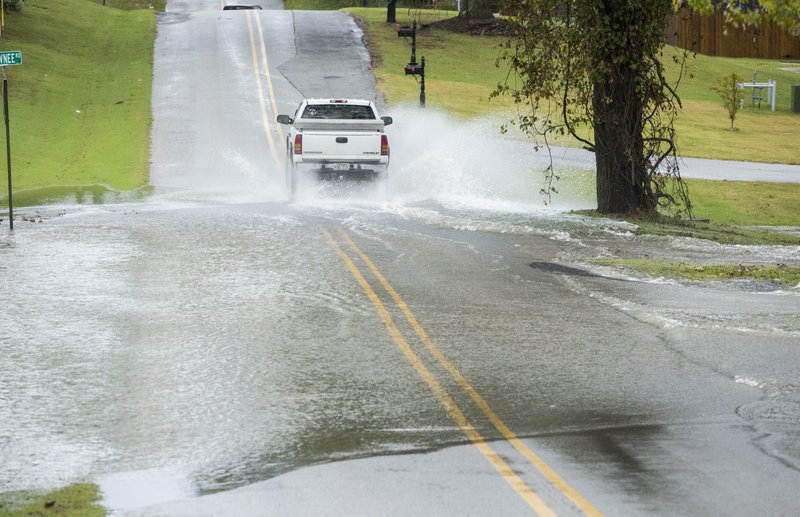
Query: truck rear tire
285,153,298,199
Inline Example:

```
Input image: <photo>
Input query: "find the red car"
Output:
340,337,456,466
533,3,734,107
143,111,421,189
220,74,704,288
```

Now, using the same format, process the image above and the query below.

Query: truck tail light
293,134,302,155
381,134,389,157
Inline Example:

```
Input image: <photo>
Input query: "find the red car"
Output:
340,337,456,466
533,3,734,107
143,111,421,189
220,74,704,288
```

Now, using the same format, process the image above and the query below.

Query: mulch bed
422,16,516,37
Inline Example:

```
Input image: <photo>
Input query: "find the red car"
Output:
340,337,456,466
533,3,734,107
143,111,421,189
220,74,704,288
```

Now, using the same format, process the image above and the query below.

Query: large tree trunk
589,1,653,215
386,0,396,23
593,70,650,214
460,0,496,21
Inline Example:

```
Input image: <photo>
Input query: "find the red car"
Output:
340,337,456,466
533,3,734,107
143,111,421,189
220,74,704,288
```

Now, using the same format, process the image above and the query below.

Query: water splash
384,106,596,212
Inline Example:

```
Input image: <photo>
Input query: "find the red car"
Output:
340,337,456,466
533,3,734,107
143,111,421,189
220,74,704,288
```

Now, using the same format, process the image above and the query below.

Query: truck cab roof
302,99,374,106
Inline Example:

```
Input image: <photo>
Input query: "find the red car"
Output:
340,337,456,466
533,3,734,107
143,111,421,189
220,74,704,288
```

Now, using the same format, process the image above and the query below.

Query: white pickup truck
276,99,392,196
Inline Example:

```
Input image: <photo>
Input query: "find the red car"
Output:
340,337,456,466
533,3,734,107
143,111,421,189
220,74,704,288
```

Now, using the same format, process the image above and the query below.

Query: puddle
97,468,196,515
0,184,153,209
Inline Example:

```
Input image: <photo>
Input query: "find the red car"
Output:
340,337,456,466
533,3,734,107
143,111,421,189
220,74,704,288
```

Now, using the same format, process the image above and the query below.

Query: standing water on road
2,103,799,514
0,104,598,503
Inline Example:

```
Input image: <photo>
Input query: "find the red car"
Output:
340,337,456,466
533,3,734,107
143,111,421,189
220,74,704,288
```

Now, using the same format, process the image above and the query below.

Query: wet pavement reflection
2,184,799,514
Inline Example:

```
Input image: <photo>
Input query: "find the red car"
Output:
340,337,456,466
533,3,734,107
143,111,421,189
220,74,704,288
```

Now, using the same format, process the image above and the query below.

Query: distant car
222,4,262,9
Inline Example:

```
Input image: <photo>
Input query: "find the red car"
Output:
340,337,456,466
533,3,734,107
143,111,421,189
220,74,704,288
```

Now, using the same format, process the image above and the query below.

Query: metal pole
419,56,426,108
3,66,12,230
770,80,776,112
410,20,417,65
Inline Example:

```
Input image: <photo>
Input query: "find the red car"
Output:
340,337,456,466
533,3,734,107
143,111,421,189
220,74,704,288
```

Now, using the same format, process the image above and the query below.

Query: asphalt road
1,2,799,517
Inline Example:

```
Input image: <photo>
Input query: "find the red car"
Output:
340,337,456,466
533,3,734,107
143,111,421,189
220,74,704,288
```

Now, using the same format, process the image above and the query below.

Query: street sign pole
3,64,12,229
0,51,21,230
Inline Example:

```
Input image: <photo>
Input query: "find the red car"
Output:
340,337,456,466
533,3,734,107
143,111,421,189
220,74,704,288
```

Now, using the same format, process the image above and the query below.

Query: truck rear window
302,104,376,120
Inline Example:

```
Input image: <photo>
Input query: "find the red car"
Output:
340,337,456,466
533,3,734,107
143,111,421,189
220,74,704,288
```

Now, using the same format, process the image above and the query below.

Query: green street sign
0,51,22,66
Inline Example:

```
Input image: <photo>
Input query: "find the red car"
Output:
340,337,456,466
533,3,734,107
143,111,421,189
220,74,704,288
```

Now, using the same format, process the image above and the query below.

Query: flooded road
3,198,799,515
2,2,800,516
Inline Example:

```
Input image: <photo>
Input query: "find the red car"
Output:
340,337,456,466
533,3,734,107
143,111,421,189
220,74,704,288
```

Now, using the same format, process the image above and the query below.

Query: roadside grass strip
322,227,604,516
686,179,800,227
0,0,155,193
0,483,104,516
591,259,800,287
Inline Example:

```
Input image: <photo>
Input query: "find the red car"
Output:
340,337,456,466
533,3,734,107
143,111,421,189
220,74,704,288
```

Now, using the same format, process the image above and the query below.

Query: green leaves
711,72,745,129
494,0,692,215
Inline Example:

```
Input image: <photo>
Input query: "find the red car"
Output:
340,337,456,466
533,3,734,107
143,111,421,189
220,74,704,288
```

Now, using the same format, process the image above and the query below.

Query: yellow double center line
245,9,284,168
322,227,603,517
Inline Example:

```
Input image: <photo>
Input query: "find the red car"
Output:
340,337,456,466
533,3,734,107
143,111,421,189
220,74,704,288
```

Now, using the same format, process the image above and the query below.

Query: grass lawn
667,52,799,165
0,483,105,517
0,0,157,195
687,178,800,226
347,8,516,118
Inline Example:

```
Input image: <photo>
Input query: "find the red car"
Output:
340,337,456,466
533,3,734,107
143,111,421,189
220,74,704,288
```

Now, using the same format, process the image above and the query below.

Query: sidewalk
678,156,800,183
543,145,800,183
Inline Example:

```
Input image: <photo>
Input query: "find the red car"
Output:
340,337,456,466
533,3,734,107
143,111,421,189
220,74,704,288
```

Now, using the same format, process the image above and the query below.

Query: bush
4,0,24,12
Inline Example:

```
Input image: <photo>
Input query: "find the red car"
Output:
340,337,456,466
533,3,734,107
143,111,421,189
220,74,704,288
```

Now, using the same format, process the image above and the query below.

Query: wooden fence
666,8,800,59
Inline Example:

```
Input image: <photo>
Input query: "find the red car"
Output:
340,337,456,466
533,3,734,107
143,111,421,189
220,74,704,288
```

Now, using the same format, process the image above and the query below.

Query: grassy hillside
0,0,156,195
348,9,516,117
674,55,800,164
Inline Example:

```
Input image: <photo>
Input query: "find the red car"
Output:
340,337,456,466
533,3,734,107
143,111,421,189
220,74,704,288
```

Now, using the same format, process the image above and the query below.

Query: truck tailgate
301,132,383,161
